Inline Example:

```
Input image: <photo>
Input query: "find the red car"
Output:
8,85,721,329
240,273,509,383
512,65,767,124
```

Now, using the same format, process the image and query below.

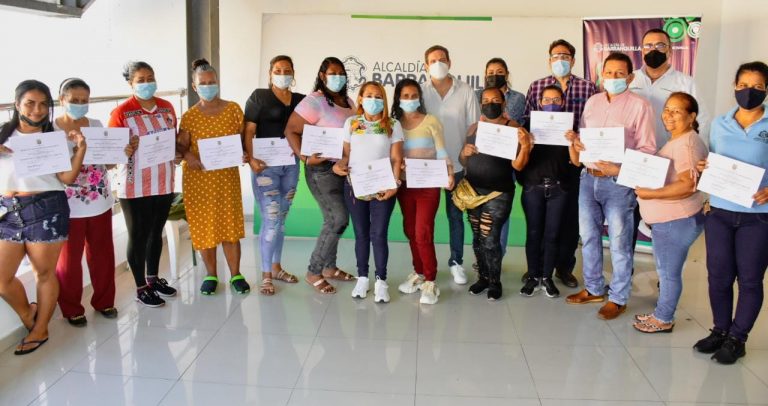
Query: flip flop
14,337,49,356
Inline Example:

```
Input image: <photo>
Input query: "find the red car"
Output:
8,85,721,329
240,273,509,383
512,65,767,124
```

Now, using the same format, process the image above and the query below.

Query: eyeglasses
642,43,669,52
735,83,767,91
549,53,572,61
541,97,563,104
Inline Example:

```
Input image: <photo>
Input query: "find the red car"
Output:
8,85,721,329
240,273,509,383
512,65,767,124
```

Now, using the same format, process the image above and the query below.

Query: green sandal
230,274,251,294
200,276,219,295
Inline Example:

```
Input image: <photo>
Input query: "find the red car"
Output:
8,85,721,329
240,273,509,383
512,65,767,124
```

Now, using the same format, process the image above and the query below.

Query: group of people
0,30,767,367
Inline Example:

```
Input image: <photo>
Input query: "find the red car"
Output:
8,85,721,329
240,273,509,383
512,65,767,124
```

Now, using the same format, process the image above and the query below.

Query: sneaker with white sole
374,278,390,303
419,281,440,304
450,262,468,285
398,272,424,294
352,276,369,299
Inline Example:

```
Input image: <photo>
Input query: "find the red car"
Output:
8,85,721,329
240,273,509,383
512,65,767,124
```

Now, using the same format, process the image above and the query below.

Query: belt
586,168,608,177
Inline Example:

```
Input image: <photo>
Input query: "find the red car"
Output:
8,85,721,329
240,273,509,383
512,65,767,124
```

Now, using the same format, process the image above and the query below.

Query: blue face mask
362,97,385,115
551,60,571,78
197,84,219,101
65,102,89,120
134,82,157,100
603,78,628,95
541,104,564,112
399,99,420,113
325,75,347,93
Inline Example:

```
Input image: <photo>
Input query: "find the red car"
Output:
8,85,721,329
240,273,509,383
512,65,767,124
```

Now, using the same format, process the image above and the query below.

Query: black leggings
120,194,174,287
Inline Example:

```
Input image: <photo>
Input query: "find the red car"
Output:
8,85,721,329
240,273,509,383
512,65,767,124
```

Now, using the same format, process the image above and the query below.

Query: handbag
451,177,502,211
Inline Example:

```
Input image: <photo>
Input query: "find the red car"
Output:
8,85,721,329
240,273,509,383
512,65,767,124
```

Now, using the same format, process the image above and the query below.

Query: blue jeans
344,182,396,280
444,171,465,266
579,173,637,305
650,212,704,322
251,163,299,272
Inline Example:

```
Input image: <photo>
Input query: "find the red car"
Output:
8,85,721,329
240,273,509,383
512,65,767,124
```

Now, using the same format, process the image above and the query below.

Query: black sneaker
520,277,540,297
149,278,177,297
67,315,87,327
98,307,118,319
469,277,489,295
541,278,560,298
693,329,727,354
487,281,502,301
520,271,529,283
136,288,165,308
711,335,746,364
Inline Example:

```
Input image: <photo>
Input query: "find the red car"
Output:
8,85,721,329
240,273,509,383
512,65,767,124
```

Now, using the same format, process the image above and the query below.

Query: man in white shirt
421,45,480,285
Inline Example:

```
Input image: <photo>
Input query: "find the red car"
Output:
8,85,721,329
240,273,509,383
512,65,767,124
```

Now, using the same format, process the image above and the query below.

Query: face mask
197,84,219,101
541,104,564,112
362,97,385,115
551,60,571,78
429,61,450,80
603,78,628,95
325,75,347,92
481,103,503,120
735,87,767,110
134,82,157,100
485,74,506,89
19,114,49,128
399,99,420,113
272,75,293,89
65,102,89,120
643,50,668,69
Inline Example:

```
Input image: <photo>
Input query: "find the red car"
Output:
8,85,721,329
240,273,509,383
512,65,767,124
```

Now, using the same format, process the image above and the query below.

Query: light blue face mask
197,84,219,101
325,75,347,93
65,102,89,120
603,78,628,94
362,97,385,115
134,82,157,100
551,60,571,78
399,99,420,113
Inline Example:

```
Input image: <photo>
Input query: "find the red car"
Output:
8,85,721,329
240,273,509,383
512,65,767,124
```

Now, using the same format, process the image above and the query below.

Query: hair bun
192,58,210,70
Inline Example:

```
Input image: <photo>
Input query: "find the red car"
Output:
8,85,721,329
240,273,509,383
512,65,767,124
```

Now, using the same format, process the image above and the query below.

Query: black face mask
19,113,49,128
735,87,767,110
481,103,503,119
485,75,506,89
643,50,667,69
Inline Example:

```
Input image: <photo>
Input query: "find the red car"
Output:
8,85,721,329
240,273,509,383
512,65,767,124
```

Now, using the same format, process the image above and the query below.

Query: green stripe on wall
351,15,492,21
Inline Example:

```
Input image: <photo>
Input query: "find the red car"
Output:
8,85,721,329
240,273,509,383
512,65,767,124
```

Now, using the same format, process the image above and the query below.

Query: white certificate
616,149,670,189
530,111,574,146
404,158,449,188
7,131,71,178
253,138,295,167
349,157,397,198
300,125,344,160
475,122,519,160
81,127,129,165
197,134,244,171
579,127,625,163
137,129,176,170
698,152,766,208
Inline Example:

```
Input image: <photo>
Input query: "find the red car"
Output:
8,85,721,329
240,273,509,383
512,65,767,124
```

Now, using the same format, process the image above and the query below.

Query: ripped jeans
251,163,299,273
466,188,513,282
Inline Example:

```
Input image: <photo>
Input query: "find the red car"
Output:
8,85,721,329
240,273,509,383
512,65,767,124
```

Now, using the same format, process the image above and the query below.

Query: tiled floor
1,224,767,406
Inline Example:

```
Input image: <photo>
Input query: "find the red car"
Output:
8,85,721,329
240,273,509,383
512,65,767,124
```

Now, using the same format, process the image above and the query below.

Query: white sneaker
352,276,369,299
450,262,468,285
398,272,424,294
374,278,390,303
419,281,440,305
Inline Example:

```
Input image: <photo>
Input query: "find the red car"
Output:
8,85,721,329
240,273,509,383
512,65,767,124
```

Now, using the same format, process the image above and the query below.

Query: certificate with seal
616,149,670,189
137,129,176,170
253,138,295,167
579,127,625,163
349,158,397,198
529,111,573,146
301,125,344,159
7,131,71,178
404,158,449,188
475,122,519,160
698,152,765,208
81,127,129,165
197,134,244,171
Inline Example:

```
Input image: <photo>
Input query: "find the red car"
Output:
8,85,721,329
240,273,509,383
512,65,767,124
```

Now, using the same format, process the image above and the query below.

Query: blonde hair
356,81,392,136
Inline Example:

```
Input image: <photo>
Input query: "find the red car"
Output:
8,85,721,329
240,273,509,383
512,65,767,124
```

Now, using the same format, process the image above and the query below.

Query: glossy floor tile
0,225,766,405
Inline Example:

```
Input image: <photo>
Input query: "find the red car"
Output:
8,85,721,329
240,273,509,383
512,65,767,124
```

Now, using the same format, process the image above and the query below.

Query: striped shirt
522,75,597,132
403,114,450,162
108,96,177,199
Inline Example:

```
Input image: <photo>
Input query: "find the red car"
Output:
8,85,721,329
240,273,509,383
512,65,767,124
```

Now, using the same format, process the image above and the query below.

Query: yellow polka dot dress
180,101,245,250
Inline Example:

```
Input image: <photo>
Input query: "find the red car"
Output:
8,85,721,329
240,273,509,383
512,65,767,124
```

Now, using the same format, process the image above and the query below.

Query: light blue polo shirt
709,104,768,213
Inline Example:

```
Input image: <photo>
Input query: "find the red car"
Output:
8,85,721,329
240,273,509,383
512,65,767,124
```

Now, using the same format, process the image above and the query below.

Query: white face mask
272,75,293,89
429,61,450,80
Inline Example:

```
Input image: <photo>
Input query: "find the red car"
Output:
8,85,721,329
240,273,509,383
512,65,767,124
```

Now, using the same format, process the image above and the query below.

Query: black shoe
541,278,560,298
149,278,177,297
693,328,727,354
136,288,165,308
520,271,529,283
67,315,87,327
520,277,540,297
711,335,746,364
200,276,218,295
98,307,118,319
555,271,578,288
487,281,502,301
230,275,251,294
469,277,489,295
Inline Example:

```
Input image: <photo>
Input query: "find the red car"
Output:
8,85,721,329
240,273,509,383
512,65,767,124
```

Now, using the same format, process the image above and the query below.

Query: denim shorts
0,191,70,243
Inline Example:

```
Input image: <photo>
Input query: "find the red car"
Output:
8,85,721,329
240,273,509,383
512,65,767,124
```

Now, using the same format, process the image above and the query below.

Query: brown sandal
305,276,336,294
273,269,299,283
632,315,674,334
322,268,356,281
259,278,275,296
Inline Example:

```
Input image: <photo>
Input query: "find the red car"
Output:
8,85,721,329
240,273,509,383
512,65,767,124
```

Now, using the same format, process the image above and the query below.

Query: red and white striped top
108,96,177,199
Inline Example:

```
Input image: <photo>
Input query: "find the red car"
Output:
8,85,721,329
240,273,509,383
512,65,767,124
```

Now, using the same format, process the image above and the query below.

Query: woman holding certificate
333,81,404,303
285,57,357,294
693,62,768,364
459,87,533,300
632,92,707,334
177,59,249,296
0,80,87,355
391,79,453,305
243,55,305,296
109,61,178,307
